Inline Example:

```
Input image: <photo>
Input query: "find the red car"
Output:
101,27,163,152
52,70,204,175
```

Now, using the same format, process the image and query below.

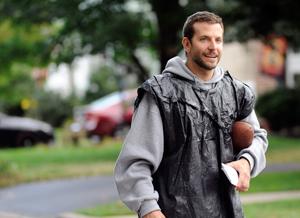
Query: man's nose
208,40,217,49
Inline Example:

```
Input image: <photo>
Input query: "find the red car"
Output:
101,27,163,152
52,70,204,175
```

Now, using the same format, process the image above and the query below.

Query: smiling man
114,11,268,218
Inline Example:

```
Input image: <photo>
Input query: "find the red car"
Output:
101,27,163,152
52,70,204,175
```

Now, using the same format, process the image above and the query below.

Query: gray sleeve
114,92,163,217
236,110,268,177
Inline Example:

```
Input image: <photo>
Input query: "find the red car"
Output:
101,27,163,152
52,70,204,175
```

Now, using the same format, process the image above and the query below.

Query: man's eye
216,38,223,43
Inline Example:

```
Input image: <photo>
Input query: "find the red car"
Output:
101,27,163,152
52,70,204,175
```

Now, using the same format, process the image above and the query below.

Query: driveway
0,176,119,218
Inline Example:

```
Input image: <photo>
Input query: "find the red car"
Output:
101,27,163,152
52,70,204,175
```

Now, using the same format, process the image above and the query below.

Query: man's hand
226,158,251,192
143,210,166,218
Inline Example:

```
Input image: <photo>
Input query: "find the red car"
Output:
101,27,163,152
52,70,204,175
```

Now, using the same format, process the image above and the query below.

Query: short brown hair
182,11,224,40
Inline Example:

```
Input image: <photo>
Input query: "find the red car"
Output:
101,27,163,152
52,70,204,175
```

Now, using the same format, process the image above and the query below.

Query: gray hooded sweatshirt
114,56,268,217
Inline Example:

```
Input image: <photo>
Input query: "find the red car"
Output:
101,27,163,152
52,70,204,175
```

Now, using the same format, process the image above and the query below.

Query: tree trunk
130,53,150,83
150,0,185,72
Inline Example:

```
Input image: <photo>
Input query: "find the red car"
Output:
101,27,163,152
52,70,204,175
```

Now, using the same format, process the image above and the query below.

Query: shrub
256,88,300,132
27,90,74,127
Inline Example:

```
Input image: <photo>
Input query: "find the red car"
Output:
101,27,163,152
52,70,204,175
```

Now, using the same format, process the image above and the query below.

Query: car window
89,92,124,110
88,89,137,111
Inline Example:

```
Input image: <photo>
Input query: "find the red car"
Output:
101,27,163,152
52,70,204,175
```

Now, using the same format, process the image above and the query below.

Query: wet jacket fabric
135,71,255,218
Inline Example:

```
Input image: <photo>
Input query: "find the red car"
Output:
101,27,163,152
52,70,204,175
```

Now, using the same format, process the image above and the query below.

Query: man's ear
182,37,191,53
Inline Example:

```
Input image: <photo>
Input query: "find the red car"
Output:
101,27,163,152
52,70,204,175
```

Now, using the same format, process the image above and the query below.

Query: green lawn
79,198,300,218
267,135,300,163
0,138,122,187
0,133,299,189
243,199,300,218
247,171,300,193
79,201,134,217
0,140,121,166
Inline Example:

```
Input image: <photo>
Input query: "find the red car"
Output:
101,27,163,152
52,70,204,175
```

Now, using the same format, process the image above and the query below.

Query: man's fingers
236,162,250,191
143,210,166,218
226,158,251,192
236,173,250,192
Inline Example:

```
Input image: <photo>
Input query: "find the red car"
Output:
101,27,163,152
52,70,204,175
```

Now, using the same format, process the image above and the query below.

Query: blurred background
0,0,299,218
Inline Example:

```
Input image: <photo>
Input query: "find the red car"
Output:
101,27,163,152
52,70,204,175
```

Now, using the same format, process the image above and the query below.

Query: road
0,176,119,218
0,163,299,218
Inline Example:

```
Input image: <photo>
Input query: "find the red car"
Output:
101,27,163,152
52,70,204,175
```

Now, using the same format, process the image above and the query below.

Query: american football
231,121,254,152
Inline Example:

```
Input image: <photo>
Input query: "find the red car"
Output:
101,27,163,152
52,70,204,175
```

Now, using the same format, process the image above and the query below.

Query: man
114,11,268,218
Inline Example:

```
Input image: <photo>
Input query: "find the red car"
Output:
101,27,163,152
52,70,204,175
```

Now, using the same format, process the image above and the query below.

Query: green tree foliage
84,66,119,104
0,62,35,115
216,0,300,47
0,20,54,70
2,0,300,78
2,0,300,121
0,20,58,114
0,0,179,84
0,0,207,80
0,0,157,82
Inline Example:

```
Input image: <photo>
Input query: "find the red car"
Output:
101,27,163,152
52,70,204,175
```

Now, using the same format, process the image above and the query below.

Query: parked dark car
82,89,137,138
0,113,54,147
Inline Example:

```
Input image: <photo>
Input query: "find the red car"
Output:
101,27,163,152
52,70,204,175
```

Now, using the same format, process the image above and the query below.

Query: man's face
184,22,223,71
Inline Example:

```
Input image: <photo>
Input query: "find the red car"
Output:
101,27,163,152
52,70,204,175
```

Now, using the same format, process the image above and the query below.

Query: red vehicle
83,89,137,137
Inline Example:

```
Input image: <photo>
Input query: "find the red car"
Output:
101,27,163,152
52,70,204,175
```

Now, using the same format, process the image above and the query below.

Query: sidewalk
0,212,33,218
59,213,136,218
60,214,135,218
241,190,300,203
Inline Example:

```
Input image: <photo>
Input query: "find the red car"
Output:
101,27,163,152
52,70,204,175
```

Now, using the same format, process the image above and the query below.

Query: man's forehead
193,22,224,35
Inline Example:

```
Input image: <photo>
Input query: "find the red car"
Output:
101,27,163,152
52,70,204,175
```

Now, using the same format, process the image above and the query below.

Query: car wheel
21,137,35,147
17,134,35,147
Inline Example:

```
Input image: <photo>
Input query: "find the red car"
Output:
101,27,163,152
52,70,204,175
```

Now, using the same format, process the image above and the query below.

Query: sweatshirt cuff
239,153,254,171
138,199,161,217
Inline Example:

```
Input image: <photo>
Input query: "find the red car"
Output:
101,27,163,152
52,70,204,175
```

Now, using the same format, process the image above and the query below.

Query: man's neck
186,61,214,81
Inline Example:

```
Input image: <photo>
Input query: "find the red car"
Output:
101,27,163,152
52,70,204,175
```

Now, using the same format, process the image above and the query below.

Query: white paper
221,163,239,186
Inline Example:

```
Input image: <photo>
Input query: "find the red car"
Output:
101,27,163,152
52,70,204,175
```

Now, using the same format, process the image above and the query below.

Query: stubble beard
193,56,219,71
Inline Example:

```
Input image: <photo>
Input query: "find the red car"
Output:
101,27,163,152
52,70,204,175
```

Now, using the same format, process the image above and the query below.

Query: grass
247,171,300,193
266,135,300,163
243,199,300,218
0,132,299,188
0,133,299,188
79,201,134,217
79,198,300,218
268,134,300,149
0,141,121,165
0,137,122,187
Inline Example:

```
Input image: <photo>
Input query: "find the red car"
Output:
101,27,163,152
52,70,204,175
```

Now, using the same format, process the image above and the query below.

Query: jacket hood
162,56,225,85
